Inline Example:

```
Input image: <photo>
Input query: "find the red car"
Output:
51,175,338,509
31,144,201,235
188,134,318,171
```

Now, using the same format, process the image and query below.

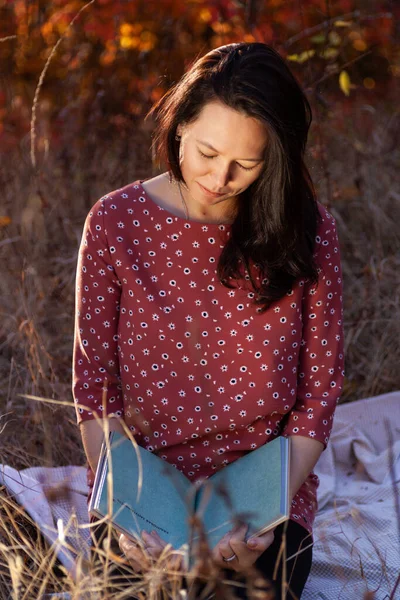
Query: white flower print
73,187,344,539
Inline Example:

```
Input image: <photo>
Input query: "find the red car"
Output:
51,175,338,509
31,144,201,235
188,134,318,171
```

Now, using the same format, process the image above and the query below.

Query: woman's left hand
212,524,275,573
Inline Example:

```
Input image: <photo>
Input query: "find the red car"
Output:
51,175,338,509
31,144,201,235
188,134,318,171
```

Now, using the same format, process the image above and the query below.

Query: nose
213,164,233,190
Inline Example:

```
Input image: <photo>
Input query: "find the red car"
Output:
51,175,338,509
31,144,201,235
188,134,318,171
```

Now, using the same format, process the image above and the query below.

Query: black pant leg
254,520,313,599
218,520,313,600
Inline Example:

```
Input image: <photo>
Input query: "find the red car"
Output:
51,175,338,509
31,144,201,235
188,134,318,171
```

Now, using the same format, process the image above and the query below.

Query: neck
169,174,237,225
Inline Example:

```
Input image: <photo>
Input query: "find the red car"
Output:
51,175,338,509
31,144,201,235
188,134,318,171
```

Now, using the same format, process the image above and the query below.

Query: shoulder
315,202,338,236
96,180,144,213
82,181,144,242
85,180,144,226
313,202,340,259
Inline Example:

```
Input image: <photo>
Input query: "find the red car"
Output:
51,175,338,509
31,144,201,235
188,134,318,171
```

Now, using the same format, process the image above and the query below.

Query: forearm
79,417,127,475
288,435,324,502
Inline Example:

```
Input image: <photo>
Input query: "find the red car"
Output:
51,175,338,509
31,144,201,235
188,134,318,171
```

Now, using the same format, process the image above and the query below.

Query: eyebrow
196,139,264,162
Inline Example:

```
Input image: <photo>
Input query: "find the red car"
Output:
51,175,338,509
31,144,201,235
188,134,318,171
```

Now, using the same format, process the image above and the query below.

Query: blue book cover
89,432,290,560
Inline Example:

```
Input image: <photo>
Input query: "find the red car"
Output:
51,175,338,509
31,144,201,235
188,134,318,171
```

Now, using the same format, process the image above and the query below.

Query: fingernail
247,538,258,548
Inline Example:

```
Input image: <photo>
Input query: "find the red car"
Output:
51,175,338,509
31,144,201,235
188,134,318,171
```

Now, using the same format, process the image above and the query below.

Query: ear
176,125,183,136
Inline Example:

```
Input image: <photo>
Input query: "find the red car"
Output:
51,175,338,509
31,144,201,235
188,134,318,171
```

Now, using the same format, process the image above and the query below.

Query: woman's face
176,100,268,220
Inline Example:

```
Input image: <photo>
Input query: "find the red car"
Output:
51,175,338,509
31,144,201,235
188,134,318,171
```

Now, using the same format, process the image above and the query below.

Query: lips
198,182,226,197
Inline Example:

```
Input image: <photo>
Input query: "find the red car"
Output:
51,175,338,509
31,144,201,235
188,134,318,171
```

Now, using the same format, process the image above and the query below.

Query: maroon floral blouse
72,180,345,535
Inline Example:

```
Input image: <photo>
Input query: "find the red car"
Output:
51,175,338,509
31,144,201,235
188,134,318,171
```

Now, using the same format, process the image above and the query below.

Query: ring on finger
222,552,237,563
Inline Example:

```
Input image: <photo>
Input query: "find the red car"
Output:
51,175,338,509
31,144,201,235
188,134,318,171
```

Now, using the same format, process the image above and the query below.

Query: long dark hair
146,42,322,312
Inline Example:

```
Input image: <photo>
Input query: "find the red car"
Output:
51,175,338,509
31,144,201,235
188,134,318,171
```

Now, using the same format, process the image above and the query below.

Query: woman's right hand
119,531,184,574
119,533,152,572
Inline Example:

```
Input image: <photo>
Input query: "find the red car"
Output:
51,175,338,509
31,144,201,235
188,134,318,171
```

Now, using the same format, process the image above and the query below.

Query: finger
125,555,144,572
229,526,273,570
246,529,275,553
228,523,248,554
223,529,275,573
119,533,138,554
119,536,149,572
230,523,248,544
143,530,168,550
150,529,168,547
141,531,166,559
212,535,239,570
119,539,144,563
214,531,234,560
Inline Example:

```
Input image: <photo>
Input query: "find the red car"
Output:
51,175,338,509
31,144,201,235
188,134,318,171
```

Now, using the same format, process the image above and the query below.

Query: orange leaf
0,216,11,227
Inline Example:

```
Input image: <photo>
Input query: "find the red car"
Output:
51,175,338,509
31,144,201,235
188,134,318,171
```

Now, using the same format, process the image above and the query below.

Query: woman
73,42,344,598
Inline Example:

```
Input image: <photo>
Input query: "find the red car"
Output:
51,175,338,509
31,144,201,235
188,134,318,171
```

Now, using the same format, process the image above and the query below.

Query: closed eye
198,150,257,172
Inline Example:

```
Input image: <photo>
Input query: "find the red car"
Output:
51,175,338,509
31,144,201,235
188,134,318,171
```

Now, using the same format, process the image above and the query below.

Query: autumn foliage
0,0,397,160
0,2,399,597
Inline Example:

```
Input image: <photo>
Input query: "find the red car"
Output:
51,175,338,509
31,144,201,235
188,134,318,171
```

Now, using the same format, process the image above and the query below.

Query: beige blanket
1,392,399,599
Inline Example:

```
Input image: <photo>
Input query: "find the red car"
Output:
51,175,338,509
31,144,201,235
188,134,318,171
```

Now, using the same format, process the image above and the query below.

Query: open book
89,432,290,559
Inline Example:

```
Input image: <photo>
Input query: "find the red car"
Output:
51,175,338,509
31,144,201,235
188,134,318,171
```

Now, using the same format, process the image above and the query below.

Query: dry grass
0,474,277,599
0,86,399,597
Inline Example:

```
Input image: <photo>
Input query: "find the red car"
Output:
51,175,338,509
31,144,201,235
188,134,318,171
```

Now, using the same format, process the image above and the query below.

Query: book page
196,437,289,549
91,432,196,551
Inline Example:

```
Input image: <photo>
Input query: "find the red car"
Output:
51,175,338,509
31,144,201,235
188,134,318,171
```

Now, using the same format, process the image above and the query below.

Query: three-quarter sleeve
72,197,124,424
282,208,344,449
